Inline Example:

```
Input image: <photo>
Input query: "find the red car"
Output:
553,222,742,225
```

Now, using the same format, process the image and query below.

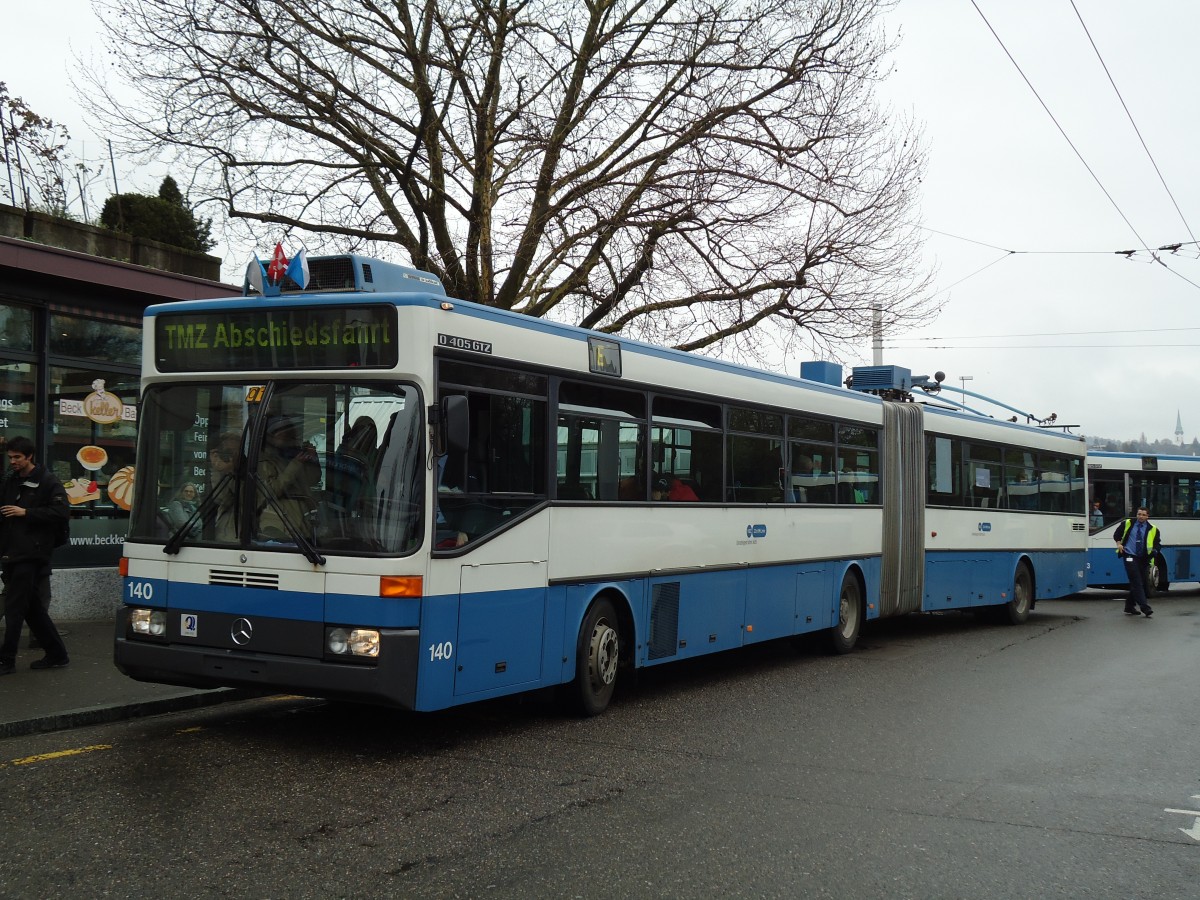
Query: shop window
50,312,141,364
0,304,36,353
46,367,139,566
0,361,38,456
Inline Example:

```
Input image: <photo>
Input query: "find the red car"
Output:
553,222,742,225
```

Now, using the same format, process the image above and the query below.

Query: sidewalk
0,620,257,739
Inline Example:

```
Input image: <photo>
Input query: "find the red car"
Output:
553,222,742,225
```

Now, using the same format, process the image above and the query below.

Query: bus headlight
325,627,380,658
130,608,166,636
349,629,380,657
327,628,349,654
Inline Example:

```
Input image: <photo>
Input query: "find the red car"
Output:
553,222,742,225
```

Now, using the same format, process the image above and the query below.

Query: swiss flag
266,243,289,283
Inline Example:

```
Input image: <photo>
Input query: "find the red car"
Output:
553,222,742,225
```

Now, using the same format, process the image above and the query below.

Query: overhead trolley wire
966,2,1200,292
917,225,1200,259
1069,0,1199,247
969,1,1151,250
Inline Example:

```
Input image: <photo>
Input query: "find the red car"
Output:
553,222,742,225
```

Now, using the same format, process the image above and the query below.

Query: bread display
107,465,135,511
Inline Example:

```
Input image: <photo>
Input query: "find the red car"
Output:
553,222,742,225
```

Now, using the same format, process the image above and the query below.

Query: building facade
1,215,238,620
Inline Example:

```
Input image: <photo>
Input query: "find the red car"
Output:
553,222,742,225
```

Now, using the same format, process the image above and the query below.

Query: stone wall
0,202,221,280
0,569,120,625
51,568,124,623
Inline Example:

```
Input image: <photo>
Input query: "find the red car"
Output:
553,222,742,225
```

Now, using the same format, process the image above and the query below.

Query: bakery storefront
2,306,140,565
1,232,237,619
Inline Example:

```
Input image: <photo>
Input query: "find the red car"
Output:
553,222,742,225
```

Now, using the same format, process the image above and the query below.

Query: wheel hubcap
590,620,618,687
839,593,857,638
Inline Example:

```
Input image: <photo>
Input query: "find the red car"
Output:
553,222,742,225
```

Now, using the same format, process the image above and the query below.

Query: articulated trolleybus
115,254,1088,716
1087,450,1200,591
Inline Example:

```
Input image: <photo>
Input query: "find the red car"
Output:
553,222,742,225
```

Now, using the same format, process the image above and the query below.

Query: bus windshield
128,381,425,555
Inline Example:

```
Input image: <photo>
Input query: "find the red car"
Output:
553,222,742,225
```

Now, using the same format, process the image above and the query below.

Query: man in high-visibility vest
1112,506,1162,617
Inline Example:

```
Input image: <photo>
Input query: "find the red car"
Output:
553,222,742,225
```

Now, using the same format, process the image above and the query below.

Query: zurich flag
284,248,310,290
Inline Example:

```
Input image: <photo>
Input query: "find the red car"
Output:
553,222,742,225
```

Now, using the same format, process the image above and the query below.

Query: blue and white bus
115,254,1088,715
1087,450,1200,590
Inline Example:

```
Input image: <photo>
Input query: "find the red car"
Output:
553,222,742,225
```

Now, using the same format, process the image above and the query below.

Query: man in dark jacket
1,436,71,673
1112,506,1161,618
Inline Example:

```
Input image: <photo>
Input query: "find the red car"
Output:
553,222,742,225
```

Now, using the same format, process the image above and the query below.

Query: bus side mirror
441,395,469,455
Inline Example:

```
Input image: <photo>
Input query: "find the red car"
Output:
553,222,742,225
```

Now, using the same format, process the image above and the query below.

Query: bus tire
828,573,863,654
1001,561,1033,625
1150,554,1170,593
571,598,620,717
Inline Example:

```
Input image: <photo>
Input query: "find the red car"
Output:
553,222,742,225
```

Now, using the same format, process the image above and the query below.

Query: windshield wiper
164,473,235,555
249,471,326,566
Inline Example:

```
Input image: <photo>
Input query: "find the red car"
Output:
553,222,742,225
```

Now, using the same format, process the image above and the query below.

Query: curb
0,688,266,740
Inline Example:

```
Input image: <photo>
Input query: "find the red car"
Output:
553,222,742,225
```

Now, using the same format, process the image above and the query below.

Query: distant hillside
1086,436,1199,455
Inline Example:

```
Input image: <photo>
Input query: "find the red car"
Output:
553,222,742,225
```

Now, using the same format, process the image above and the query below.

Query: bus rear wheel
828,573,863,654
1150,554,1170,593
1000,561,1033,625
572,598,620,717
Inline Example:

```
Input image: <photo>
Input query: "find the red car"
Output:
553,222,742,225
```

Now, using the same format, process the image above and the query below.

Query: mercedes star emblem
231,618,253,645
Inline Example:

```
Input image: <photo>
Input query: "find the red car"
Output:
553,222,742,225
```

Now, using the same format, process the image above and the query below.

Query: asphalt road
1,589,1198,899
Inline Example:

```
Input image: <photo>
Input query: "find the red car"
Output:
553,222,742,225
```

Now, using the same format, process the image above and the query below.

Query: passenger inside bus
207,432,242,541
557,479,594,500
166,482,202,539
652,474,700,501
330,416,378,511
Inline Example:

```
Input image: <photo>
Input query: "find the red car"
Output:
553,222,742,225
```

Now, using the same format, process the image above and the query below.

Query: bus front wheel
572,598,620,717
828,574,863,654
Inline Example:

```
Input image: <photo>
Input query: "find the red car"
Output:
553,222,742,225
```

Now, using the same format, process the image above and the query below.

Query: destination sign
155,305,398,372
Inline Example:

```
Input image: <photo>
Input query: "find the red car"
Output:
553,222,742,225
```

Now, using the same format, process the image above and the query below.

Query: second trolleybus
1087,450,1200,590
114,254,1089,715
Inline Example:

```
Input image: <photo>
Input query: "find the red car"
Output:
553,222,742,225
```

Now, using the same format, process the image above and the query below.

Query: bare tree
85,0,935,358
2,82,72,215
1,82,107,221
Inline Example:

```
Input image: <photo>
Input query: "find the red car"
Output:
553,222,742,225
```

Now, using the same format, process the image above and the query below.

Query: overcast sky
4,1,1198,443
873,0,1200,444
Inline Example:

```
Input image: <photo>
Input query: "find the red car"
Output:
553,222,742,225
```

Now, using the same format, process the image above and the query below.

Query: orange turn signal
380,576,423,598
119,557,129,577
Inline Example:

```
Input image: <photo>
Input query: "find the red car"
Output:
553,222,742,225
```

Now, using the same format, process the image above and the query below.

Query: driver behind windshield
257,417,320,539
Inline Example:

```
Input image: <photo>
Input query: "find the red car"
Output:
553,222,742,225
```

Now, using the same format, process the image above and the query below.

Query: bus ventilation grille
648,582,681,660
281,256,357,293
1071,523,1086,532
208,569,280,590
849,365,914,393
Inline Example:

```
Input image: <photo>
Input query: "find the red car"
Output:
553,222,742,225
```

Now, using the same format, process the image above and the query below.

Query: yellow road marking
9,744,113,766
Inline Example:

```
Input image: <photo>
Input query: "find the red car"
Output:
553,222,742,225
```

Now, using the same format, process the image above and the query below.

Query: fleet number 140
127,580,155,601
429,641,453,661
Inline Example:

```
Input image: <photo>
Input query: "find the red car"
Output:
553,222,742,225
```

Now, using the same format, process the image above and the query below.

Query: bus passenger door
454,561,548,697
